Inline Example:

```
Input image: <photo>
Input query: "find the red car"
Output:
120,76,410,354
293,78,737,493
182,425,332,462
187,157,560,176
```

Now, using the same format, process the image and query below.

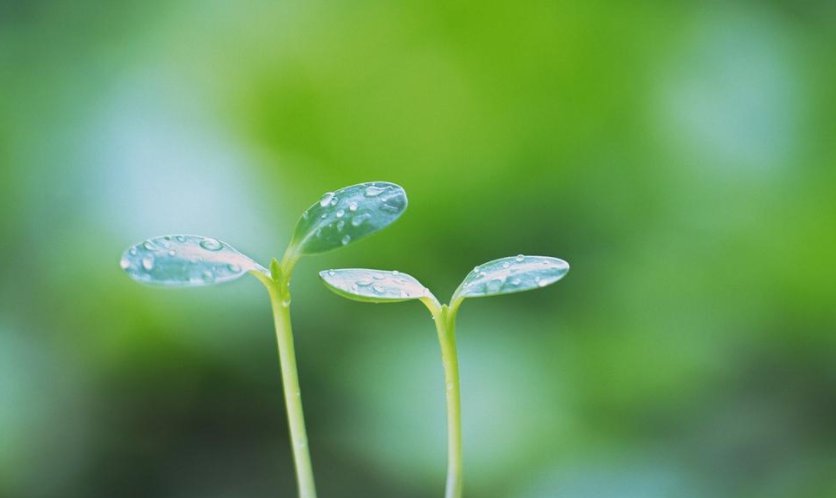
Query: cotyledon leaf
290,182,407,255
120,235,267,287
319,268,429,303
453,255,569,301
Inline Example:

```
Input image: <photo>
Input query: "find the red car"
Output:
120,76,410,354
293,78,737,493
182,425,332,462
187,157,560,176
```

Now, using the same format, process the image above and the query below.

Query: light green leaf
319,268,428,303
453,255,569,300
120,235,267,287
290,182,407,255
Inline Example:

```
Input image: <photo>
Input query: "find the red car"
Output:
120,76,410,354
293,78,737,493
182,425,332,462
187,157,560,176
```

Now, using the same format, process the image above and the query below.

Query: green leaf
453,255,569,300
120,235,267,287
290,182,407,255
319,268,428,303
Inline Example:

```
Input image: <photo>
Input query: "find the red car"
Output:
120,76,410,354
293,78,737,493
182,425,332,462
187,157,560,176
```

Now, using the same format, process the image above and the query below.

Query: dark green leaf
290,182,407,255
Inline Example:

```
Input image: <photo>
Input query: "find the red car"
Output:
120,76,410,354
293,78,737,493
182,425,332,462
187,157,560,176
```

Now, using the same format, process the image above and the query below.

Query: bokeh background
2,1,835,497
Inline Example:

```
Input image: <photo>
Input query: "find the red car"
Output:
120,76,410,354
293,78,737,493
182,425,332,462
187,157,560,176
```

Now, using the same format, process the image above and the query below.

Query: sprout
319,255,569,498
120,182,408,498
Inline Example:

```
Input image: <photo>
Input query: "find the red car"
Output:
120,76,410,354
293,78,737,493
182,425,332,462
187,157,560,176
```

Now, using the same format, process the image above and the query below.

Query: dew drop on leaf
199,238,223,251
320,192,335,207
365,185,385,197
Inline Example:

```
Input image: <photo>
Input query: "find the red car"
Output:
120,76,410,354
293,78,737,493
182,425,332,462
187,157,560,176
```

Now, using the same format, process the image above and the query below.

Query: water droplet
176,235,186,242
328,270,336,276
511,278,522,286
473,266,480,272
502,262,511,269
373,273,385,280
487,278,504,292
336,220,345,231
319,192,335,207
357,279,372,286
479,271,486,277
143,241,155,251
516,254,525,262
228,263,242,273
392,270,399,276
341,235,351,245
537,278,549,287
348,202,358,212
202,270,215,283
336,209,345,218
330,197,339,206
282,297,292,307
365,185,385,197
372,285,384,294
320,213,327,219
141,256,154,271
119,258,130,270
163,235,171,241
351,213,371,226
129,247,138,256
380,203,399,213
167,250,176,256
200,238,223,251
400,290,409,298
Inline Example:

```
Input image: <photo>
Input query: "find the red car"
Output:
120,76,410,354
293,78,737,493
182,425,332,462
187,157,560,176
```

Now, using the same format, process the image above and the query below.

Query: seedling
319,255,569,498
119,181,408,498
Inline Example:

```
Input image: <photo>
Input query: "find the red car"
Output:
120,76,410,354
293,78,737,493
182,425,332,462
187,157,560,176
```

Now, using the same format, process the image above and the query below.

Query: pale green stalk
424,297,463,498
254,252,317,498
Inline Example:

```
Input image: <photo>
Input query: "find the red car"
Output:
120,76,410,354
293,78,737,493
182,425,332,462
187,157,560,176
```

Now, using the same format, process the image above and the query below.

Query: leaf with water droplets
453,255,569,301
319,269,428,303
290,182,407,255
120,235,267,287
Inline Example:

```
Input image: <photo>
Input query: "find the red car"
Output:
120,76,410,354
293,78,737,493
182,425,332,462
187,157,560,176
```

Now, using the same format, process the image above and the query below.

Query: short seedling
120,181,408,498
319,255,569,498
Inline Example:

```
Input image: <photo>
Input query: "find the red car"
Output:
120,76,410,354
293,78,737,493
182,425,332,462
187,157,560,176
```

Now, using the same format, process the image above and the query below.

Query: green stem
265,276,317,498
434,305,463,498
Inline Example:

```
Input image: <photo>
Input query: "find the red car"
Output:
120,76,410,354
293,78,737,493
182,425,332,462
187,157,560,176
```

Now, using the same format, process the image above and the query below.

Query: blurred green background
2,0,835,497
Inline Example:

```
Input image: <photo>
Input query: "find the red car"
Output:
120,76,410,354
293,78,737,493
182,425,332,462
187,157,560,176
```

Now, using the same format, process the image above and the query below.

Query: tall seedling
120,182,408,498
